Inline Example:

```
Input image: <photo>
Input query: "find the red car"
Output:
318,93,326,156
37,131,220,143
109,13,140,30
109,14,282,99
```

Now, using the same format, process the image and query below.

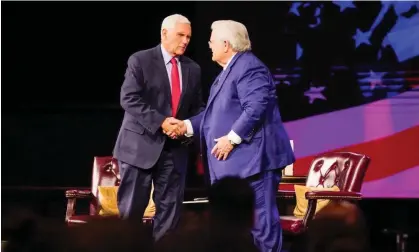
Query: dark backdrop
2,2,200,187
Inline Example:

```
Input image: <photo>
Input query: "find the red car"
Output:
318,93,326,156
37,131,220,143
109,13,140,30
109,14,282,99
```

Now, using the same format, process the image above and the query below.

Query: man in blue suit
177,20,295,252
112,14,204,241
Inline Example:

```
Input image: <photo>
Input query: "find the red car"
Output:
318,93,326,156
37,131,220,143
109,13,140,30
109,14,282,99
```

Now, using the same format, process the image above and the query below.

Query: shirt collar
161,44,178,65
223,52,237,70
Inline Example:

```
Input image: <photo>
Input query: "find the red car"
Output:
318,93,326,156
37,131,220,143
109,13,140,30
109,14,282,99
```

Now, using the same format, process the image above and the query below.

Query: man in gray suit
113,14,204,241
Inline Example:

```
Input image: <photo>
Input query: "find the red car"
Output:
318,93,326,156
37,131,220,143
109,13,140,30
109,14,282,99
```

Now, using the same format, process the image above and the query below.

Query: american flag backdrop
281,70,419,198
281,1,419,198
196,1,419,199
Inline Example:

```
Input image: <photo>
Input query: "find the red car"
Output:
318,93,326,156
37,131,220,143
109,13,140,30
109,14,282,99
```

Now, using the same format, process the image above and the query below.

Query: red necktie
170,57,181,116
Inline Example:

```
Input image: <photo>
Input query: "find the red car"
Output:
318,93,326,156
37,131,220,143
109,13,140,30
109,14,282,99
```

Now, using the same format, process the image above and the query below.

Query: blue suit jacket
113,45,204,170
190,52,295,181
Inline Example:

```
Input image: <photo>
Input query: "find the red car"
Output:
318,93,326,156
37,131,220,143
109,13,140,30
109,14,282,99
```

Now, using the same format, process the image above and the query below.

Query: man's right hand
161,117,187,139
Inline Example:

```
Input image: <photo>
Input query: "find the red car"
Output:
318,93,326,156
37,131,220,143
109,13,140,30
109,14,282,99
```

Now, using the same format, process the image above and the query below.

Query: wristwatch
229,140,237,146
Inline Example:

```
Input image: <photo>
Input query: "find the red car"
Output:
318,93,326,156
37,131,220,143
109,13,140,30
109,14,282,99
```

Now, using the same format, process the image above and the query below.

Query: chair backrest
283,140,294,176
305,152,370,192
91,156,120,198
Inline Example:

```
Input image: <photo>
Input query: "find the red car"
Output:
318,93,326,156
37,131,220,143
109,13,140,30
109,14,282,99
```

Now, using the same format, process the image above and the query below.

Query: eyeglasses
208,40,227,47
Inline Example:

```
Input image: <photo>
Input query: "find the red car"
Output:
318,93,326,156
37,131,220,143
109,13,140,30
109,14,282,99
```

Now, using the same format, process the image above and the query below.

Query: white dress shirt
160,44,183,92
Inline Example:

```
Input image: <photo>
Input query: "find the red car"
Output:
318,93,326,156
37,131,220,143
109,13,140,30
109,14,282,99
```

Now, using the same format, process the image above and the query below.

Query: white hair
161,14,191,34
211,20,251,52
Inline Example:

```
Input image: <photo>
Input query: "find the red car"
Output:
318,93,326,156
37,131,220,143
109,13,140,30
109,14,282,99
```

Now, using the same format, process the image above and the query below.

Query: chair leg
65,198,76,222
396,233,408,252
383,229,409,252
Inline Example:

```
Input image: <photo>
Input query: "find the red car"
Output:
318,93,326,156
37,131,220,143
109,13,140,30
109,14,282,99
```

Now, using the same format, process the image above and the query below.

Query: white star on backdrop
332,1,356,12
304,85,326,104
359,70,386,90
296,43,303,60
353,29,372,48
289,2,301,16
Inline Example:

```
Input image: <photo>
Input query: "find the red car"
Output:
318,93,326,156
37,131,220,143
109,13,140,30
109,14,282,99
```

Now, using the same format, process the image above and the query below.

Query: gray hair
161,14,191,34
211,20,251,52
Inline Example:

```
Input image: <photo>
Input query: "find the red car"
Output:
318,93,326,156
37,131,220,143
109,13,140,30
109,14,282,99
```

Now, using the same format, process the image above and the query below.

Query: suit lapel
207,71,223,99
207,52,243,107
199,71,223,132
152,45,172,115
207,71,225,104
177,58,189,115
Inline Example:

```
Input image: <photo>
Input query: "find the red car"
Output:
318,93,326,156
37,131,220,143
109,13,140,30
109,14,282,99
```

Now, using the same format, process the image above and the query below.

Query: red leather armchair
278,152,371,234
65,156,153,225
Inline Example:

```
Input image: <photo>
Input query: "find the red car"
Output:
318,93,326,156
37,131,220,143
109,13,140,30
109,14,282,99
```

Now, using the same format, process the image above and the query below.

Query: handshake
161,117,187,139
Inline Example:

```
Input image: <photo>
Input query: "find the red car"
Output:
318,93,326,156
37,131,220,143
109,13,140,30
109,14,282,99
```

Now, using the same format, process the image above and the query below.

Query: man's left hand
211,135,234,161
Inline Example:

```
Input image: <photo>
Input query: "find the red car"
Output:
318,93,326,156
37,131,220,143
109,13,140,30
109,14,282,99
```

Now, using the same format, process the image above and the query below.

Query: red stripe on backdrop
293,125,419,182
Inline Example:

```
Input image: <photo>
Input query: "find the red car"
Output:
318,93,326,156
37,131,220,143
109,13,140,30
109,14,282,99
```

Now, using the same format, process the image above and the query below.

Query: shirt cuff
183,120,194,137
227,130,242,144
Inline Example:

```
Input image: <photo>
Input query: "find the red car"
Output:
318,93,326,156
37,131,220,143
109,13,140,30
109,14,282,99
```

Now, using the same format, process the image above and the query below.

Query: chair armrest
305,191,362,200
277,190,295,199
300,191,362,230
302,191,361,228
65,189,93,199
